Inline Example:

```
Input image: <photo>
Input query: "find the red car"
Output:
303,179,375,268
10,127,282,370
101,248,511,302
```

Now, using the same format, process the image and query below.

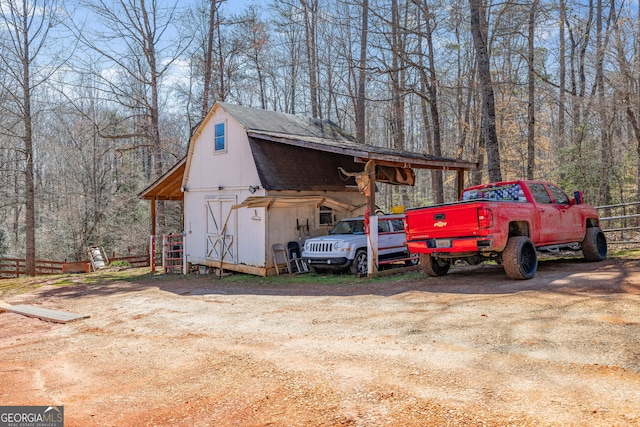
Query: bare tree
469,0,502,182
355,0,369,143
69,0,191,237
558,0,567,157
201,0,225,118
412,0,445,203
235,6,271,110
300,0,321,118
0,0,62,275
526,0,539,180
612,1,640,207
595,0,611,205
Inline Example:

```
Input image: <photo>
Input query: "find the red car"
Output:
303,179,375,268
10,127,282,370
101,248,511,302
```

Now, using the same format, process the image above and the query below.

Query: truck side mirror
573,191,585,205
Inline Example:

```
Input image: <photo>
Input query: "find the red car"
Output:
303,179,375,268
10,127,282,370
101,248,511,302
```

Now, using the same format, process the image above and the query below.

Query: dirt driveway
1,256,640,427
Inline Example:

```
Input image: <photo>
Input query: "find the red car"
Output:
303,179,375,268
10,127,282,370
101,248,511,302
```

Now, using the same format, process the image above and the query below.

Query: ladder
87,246,109,270
162,233,184,274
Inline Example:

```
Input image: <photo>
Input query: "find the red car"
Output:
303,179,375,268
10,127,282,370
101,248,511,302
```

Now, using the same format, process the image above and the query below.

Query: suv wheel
350,249,368,275
405,254,419,267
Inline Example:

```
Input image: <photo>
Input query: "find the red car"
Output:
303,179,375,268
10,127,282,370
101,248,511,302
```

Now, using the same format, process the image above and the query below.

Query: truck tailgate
404,201,489,241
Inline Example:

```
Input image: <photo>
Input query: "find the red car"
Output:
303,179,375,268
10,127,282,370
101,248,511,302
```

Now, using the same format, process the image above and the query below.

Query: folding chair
287,241,309,273
272,243,294,275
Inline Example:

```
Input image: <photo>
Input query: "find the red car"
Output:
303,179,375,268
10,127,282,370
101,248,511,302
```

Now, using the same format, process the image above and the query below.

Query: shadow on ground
23,256,640,303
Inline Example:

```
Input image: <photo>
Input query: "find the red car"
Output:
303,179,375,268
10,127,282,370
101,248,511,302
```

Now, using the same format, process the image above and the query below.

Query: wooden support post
366,160,378,277
150,196,157,237
150,196,157,274
150,235,155,274
457,170,465,199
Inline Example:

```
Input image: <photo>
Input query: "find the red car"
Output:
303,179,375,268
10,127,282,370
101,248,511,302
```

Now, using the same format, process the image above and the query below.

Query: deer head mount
337,160,375,196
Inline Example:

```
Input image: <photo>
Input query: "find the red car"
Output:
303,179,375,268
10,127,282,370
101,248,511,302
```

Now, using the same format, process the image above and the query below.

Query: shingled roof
142,102,478,201
220,102,476,168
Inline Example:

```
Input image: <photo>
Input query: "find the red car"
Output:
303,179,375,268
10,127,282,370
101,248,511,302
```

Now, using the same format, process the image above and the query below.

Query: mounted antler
337,167,360,178
337,161,375,196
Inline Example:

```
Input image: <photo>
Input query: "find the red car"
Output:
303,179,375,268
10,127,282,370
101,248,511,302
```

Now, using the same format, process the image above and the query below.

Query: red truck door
528,183,564,244
547,183,583,242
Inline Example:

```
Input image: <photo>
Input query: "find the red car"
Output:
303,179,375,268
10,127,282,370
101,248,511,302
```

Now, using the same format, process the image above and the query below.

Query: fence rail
0,254,150,279
110,254,150,268
597,202,640,245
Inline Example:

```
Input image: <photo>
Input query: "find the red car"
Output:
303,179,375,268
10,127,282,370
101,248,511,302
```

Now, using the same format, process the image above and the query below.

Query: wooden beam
354,156,478,171
0,301,89,323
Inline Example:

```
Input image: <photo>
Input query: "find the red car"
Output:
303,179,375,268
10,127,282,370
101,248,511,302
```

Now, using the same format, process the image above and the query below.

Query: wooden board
0,300,89,323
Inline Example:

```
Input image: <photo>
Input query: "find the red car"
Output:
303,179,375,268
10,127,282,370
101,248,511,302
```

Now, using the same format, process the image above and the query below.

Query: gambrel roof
217,102,477,171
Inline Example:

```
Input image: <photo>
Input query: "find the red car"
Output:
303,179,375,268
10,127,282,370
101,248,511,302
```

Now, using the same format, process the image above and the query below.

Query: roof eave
247,131,478,171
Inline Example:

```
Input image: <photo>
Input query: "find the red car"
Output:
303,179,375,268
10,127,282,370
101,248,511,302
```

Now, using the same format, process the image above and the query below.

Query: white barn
140,102,477,276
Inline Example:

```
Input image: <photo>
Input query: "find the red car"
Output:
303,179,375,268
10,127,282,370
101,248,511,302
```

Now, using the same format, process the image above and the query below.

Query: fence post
150,235,156,274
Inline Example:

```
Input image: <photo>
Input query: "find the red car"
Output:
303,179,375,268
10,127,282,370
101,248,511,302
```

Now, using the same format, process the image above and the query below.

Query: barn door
205,198,237,263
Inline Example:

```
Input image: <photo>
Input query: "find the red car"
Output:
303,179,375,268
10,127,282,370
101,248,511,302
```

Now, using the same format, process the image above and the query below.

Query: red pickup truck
404,180,607,279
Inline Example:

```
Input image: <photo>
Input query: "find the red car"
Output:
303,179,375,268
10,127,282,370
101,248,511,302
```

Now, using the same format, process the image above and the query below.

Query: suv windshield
329,219,365,235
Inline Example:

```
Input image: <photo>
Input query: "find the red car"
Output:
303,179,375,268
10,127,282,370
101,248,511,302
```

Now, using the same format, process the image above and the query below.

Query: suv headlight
334,241,343,249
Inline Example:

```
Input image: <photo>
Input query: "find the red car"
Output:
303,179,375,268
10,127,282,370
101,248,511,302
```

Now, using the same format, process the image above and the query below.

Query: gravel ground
1,256,640,426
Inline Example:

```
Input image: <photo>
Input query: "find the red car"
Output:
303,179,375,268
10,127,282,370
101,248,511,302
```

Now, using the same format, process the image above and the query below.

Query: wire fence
596,201,640,246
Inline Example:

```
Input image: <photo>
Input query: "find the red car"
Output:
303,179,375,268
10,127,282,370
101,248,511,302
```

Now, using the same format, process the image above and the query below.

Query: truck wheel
582,227,607,261
420,254,450,277
350,249,368,275
503,236,537,280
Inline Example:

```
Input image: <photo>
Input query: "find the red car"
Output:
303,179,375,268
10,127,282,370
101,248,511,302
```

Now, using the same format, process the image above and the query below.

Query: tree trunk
417,0,444,203
18,0,36,276
301,0,320,118
526,0,539,180
558,0,566,158
201,0,221,118
469,0,502,182
596,0,611,206
355,0,368,143
141,0,166,236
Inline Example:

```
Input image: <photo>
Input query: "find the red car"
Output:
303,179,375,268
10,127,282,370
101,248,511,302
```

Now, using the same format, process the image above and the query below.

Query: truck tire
350,249,368,275
420,254,450,277
502,236,537,280
582,227,607,261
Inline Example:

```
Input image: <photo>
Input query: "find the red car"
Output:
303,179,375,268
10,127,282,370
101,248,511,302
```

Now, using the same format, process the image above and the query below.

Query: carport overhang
138,157,185,237
244,131,478,215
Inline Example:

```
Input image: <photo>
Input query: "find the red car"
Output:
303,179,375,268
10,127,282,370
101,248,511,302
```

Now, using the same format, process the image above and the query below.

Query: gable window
319,205,334,226
214,122,226,153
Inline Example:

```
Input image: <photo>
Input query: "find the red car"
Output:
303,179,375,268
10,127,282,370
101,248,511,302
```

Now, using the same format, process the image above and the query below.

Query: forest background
1,0,639,271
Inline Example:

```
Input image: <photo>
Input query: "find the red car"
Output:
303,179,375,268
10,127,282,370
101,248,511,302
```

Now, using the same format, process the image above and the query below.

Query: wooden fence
0,254,150,279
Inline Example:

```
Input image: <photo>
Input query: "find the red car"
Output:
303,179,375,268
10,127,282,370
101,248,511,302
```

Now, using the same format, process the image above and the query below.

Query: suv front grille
307,242,334,253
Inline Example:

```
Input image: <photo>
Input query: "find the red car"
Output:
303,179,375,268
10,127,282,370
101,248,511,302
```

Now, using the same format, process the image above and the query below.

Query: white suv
302,214,416,275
